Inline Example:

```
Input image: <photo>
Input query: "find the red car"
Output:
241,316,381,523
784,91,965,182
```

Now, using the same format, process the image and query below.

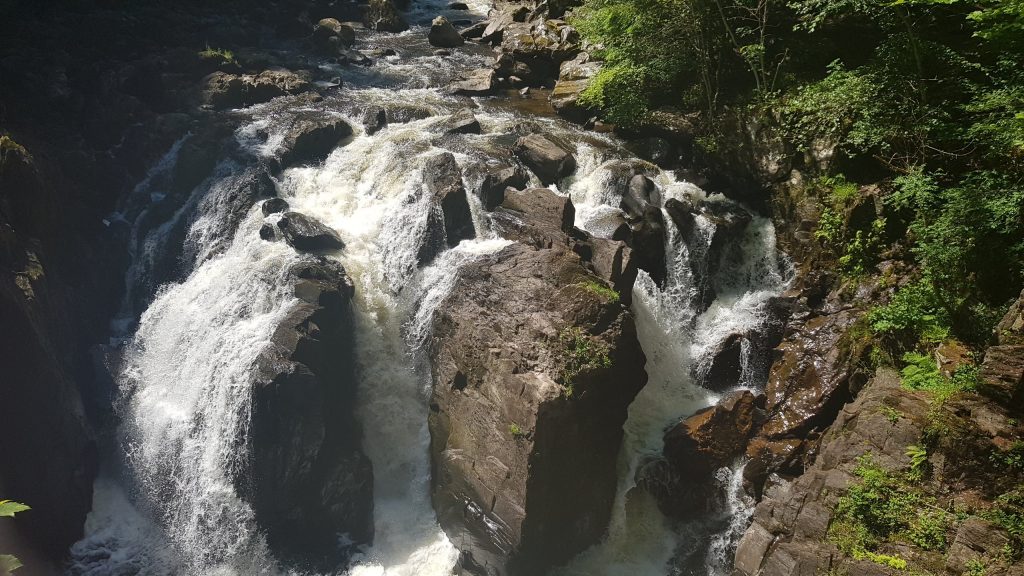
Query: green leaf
0,554,23,573
0,501,30,518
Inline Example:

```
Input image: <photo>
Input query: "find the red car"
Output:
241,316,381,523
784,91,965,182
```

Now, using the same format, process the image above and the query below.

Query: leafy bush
869,281,950,349
899,352,976,403
198,45,236,64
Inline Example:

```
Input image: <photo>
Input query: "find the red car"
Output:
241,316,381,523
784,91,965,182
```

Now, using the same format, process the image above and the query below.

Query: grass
578,280,619,303
509,423,525,438
198,45,236,64
558,327,612,398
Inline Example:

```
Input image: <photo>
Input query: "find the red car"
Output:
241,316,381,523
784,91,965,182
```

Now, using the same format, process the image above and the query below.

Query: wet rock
277,211,345,252
477,165,528,211
513,133,576,185
338,48,373,66
664,197,698,238
429,221,647,574
701,333,746,391
460,21,489,39
279,115,353,168
314,18,356,52
201,69,314,110
362,108,388,135
262,197,290,216
434,49,452,56
423,152,475,253
493,187,574,248
259,223,276,240
550,53,600,123
665,390,757,475
734,370,935,576
449,1,470,8
445,107,481,135
450,68,497,95
429,16,466,47
250,257,372,559
365,0,409,32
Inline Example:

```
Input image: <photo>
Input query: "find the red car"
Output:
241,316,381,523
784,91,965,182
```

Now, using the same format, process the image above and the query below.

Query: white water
69,1,788,573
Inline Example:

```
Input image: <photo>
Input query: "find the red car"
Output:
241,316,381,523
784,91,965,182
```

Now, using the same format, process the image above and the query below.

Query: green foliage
829,455,952,566
869,281,950,348
0,500,29,573
982,487,1024,559
990,441,1024,473
0,501,29,518
198,45,236,64
579,65,652,125
899,352,976,403
881,405,902,423
558,327,612,397
965,559,987,576
509,423,525,438
906,444,930,481
578,280,620,303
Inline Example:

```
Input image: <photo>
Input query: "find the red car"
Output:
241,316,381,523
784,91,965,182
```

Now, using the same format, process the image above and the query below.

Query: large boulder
550,53,600,122
275,211,345,252
428,211,647,574
445,107,481,135
450,68,497,96
512,133,576,185
492,19,582,86
202,69,313,110
279,115,353,168
314,18,356,53
365,0,409,32
477,165,529,211
429,16,465,47
417,152,475,265
249,257,372,559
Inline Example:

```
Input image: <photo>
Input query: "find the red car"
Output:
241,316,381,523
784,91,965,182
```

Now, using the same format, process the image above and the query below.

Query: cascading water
69,1,789,574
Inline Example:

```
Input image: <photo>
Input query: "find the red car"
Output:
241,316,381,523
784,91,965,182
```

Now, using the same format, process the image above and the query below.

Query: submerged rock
429,200,647,574
249,257,372,559
512,133,575,185
276,211,345,252
429,16,465,47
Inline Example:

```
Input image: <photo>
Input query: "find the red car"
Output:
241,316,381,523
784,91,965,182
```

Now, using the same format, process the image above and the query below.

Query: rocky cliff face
428,187,647,575
248,256,373,564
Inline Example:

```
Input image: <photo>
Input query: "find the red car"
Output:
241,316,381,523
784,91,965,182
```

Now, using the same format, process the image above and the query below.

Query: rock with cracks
429,189,647,575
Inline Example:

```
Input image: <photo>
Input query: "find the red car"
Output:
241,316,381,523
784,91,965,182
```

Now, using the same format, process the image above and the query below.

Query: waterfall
68,2,787,573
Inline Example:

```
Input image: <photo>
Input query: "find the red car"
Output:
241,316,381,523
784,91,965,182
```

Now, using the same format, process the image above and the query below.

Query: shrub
558,327,612,397
0,500,30,573
578,280,620,303
869,281,950,349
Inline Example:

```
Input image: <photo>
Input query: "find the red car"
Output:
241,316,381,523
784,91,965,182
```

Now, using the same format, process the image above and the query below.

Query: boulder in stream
512,133,575,185
249,256,372,560
276,211,345,252
428,188,647,573
279,115,353,168
429,16,465,47
450,68,497,96
417,152,476,265
477,165,528,211
445,107,481,135
365,0,409,32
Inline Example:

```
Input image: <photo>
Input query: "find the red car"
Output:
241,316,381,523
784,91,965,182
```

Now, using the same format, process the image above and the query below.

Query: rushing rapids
67,1,790,574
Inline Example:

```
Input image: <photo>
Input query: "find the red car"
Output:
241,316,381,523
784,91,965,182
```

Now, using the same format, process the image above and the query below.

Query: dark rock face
417,152,476,265
429,16,466,47
446,108,482,135
477,166,529,211
248,256,372,561
202,69,313,110
314,18,356,53
276,211,345,252
513,134,576,185
279,115,353,168
429,190,647,575
365,0,409,32
262,197,290,216
701,333,746,390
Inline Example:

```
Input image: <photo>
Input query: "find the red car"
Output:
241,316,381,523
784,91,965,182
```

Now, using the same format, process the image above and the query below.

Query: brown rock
513,133,576,185
664,390,757,476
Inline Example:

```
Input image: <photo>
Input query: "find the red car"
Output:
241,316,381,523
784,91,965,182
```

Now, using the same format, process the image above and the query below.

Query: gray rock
276,211,345,252
279,115,353,168
365,0,409,32
262,197,290,216
477,165,528,211
512,133,576,185
450,68,497,96
429,16,466,47
445,107,481,135
201,69,314,110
